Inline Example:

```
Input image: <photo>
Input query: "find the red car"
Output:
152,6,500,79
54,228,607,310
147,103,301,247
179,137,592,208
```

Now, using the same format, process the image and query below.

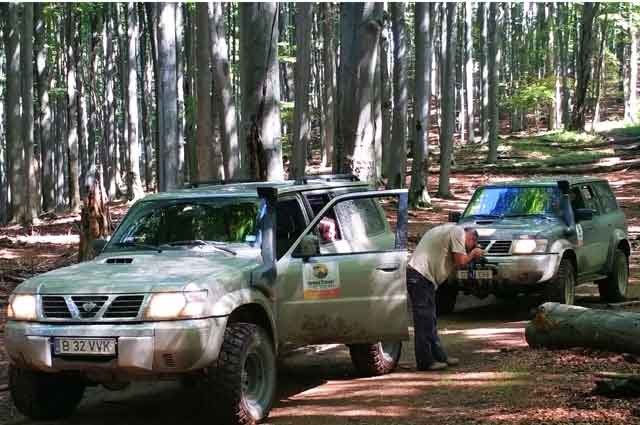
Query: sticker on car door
303,262,340,299
576,223,584,246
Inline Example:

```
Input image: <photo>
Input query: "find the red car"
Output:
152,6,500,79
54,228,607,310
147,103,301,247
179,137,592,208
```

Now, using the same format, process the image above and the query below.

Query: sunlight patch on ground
3,234,79,245
440,326,524,337
487,407,628,423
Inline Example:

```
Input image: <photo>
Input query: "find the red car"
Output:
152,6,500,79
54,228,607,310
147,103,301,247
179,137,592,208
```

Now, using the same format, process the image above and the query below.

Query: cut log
593,372,640,398
525,302,640,355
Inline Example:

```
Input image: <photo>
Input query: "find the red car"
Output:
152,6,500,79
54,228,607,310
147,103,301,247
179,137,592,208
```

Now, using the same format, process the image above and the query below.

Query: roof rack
184,178,258,188
294,173,360,184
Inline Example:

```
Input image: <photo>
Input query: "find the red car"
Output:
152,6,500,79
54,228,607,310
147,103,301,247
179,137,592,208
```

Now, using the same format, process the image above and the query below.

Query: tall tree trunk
593,17,608,129
560,3,570,128
78,36,90,197
104,4,117,198
553,3,563,129
55,21,66,209
0,13,7,224
336,3,383,182
3,3,23,222
21,3,37,223
388,3,407,189
570,3,600,131
625,16,638,124
195,3,216,181
139,4,154,191
126,2,144,200
116,4,127,191
321,3,336,169
66,6,81,211
209,2,240,179
409,2,433,207
290,4,313,179
240,3,283,181
478,2,489,143
437,3,456,198
465,0,474,142
36,4,54,212
157,3,180,191
487,3,499,163
380,13,392,179
175,4,186,182
88,12,102,190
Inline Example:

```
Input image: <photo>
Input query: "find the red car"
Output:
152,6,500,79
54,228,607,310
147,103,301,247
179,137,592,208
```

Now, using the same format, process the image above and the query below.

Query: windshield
106,197,262,252
463,186,561,218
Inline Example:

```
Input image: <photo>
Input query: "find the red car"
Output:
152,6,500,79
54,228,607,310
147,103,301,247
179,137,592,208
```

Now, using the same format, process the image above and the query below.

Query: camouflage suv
5,175,410,424
440,177,630,313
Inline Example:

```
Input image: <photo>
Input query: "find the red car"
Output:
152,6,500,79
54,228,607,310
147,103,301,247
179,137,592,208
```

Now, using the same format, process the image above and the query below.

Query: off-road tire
348,342,402,376
436,281,458,315
9,366,85,420
544,258,576,305
597,249,629,303
208,322,276,425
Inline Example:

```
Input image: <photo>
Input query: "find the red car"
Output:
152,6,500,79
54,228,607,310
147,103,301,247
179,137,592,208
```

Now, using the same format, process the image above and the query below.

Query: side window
592,182,619,213
275,198,307,259
571,185,600,214
305,193,332,216
335,198,387,241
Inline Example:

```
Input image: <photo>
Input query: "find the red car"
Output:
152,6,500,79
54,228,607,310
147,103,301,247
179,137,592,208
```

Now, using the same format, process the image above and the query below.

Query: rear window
335,198,387,240
592,181,619,213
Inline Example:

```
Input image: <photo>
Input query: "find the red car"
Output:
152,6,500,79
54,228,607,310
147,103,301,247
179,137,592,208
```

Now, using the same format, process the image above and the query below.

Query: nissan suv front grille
478,240,513,255
40,294,146,321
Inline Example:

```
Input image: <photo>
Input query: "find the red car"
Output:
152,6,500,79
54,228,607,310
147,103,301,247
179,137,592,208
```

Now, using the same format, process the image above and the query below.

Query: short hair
463,228,479,238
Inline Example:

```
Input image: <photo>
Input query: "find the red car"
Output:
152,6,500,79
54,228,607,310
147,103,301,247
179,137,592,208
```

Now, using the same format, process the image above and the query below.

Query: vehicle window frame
592,181,619,214
275,195,310,259
575,184,602,215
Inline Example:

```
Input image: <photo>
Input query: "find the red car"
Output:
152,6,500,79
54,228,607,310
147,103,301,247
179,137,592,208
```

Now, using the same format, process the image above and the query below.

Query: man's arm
453,248,484,268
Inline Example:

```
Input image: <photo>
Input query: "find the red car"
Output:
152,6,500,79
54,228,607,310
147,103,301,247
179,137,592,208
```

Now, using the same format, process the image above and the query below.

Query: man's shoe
422,361,448,371
446,357,460,366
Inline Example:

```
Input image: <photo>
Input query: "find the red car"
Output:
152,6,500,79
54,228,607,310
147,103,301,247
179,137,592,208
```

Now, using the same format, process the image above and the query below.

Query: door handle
376,263,400,272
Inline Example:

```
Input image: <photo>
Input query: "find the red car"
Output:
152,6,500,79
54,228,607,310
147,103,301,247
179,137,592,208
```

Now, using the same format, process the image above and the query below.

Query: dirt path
2,297,639,425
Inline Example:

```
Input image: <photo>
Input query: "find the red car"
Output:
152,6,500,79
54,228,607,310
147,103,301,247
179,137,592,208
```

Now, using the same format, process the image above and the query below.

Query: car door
570,184,605,275
276,190,409,346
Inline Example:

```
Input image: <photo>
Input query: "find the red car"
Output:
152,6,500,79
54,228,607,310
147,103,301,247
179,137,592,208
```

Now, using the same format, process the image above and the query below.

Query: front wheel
597,249,629,303
349,341,402,376
207,323,276,425
9,366,85,420
545,258,576,305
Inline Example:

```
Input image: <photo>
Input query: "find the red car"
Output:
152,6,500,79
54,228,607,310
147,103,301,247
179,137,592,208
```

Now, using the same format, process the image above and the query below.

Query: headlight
7,294,37,321
512,239,548,254
144,291,208,320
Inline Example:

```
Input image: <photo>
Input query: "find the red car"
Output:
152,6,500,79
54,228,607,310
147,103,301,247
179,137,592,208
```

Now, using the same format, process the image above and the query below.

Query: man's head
463,228,479,252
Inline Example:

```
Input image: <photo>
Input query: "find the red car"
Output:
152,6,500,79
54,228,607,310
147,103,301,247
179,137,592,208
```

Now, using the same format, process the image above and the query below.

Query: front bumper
456,253,560,288
5,317,228,376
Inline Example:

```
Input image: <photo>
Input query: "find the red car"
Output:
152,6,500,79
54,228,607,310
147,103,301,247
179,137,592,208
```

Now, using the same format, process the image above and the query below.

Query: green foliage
503,77,555,112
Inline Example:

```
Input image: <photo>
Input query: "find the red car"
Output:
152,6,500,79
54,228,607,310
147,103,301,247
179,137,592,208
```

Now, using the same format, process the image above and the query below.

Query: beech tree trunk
79,169,112,262
526,302,640,356
239,3,283,181
437,3,456,198
464,0,474,142
22,3,38,224
290,3,313,179
380,14,392,179
66,6,82,211
409,2,432,207
157,2,180,191
570,3,599,131
625,18,638,124
209,2,240,179
388,3,407,189
127,2,144,200
321,3,336,169
487,3,499,163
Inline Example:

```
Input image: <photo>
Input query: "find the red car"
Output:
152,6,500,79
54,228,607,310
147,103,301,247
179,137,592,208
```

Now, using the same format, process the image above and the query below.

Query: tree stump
79,170,112,262
525,302,640,355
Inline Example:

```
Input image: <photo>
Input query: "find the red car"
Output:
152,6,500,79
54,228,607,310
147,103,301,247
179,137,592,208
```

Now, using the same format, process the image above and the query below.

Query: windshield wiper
503,213,552,219
162,240,237,256
114,240,163,253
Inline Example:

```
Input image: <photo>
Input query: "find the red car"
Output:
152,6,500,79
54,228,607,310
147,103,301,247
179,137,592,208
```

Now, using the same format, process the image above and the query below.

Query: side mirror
448,211,462,223
294,234,319,260
574,208,594,222
92,237,109,254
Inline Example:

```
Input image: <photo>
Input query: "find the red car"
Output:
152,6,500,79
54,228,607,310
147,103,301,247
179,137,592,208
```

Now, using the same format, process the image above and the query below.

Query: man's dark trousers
407,265,447,369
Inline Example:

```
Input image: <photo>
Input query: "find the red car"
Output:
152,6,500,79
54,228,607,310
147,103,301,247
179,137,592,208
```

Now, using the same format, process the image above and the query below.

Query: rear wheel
597,249,629,303
9,366,85,420
207,323,276,425
349,341,402,376
545,258,575,305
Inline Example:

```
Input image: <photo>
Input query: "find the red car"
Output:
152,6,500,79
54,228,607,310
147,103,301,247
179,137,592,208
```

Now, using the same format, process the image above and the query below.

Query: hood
16,250,262,295
460,215,565,240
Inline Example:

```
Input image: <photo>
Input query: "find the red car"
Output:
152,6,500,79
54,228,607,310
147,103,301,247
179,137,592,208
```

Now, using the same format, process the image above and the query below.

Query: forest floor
1,123,640,424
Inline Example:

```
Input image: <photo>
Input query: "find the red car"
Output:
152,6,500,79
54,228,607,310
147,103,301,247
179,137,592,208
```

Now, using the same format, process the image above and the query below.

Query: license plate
54,337,116,356
457,269,493,280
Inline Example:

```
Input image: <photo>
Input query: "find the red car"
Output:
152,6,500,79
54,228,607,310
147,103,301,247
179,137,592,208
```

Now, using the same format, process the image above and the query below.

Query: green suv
5,176,410,424
440,177,630,313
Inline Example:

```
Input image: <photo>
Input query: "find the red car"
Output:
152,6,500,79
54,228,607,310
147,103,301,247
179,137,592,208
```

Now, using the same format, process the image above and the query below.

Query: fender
607,228,630,272
549,239,577,275
210,288,278,345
